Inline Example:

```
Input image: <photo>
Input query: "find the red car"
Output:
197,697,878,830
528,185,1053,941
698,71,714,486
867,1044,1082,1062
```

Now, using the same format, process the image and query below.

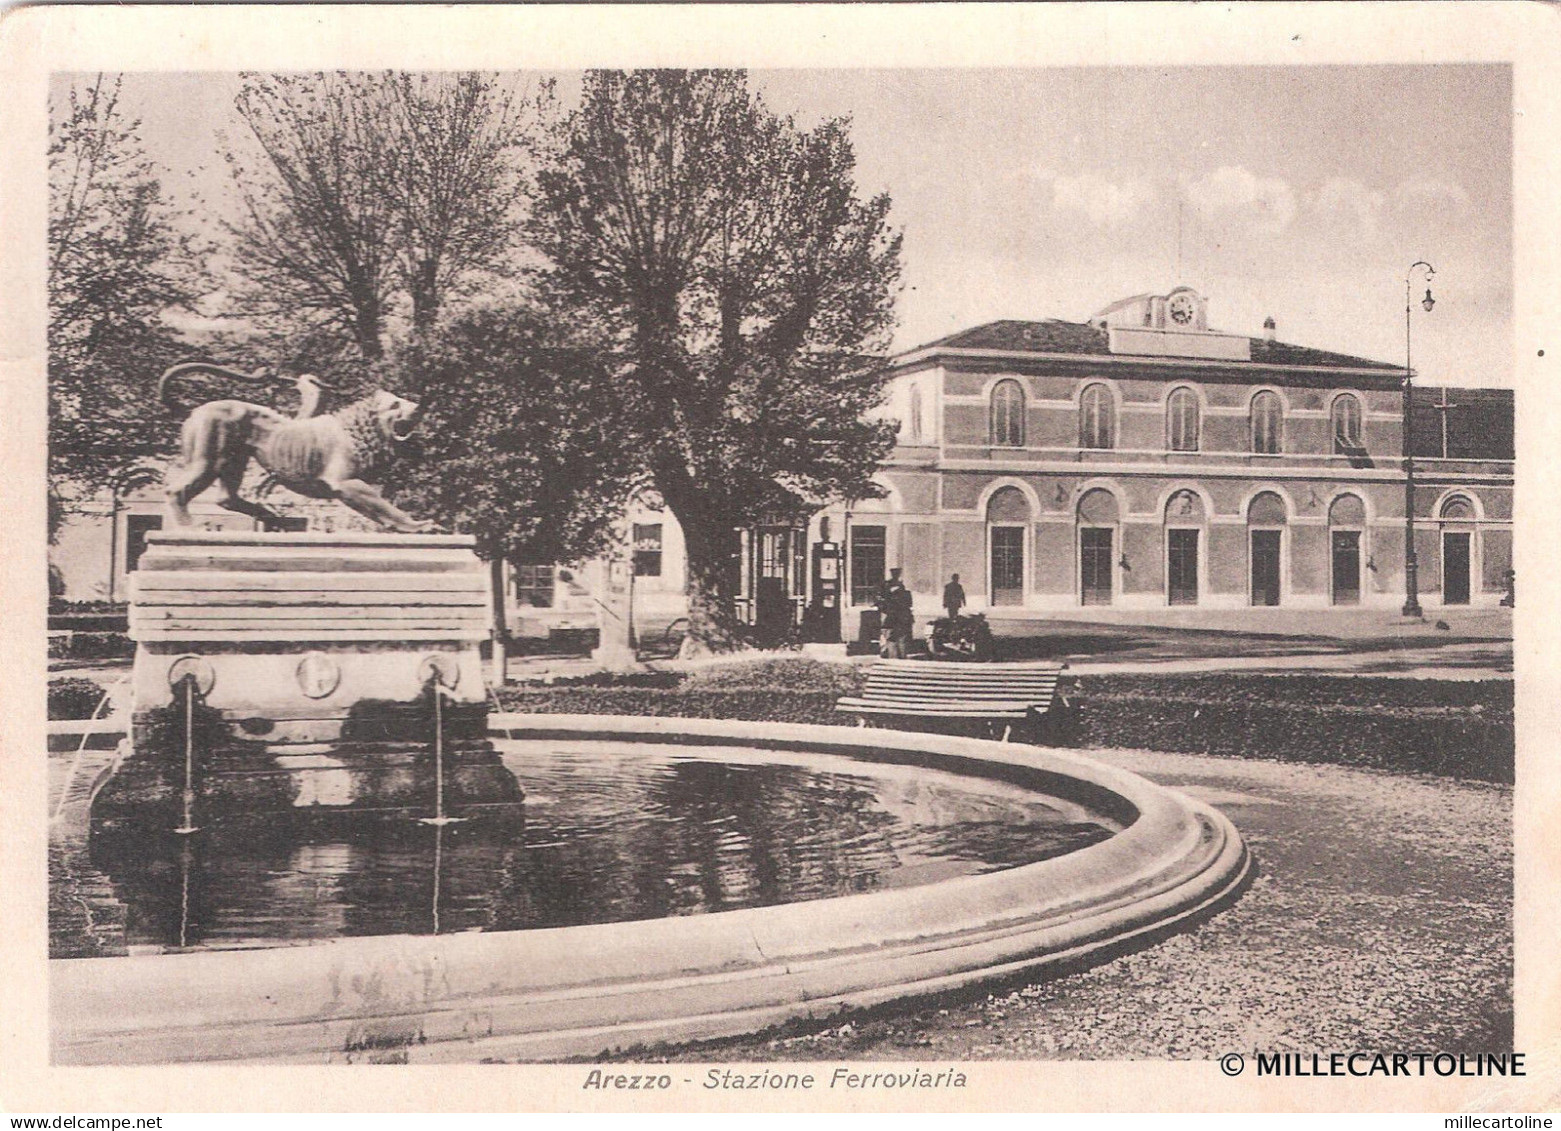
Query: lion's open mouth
391,417,418,441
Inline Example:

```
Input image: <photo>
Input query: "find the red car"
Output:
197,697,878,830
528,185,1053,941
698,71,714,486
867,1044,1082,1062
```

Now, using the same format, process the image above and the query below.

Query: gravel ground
610,749,1513,1062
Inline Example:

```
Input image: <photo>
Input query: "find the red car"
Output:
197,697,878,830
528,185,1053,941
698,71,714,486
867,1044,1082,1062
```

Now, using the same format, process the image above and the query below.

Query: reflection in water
53,742,1115,958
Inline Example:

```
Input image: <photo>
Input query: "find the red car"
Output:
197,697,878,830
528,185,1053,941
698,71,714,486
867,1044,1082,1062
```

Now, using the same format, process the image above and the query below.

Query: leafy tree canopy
221,71,542,361
528,69,903,649
48,74,202,526
384,300,639,566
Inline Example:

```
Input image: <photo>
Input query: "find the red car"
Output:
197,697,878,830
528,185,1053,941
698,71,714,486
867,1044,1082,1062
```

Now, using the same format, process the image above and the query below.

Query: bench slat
837,658,1067,723
867,660,1067,671
835,700,1033,718
863,680,1059,692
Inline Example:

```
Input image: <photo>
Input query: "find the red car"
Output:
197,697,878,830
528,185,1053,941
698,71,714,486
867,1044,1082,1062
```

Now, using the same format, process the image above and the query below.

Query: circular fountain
51,712,1249,1065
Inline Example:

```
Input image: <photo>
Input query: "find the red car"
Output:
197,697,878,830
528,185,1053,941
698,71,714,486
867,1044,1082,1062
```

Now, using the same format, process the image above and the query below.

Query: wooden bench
835,659,1068,740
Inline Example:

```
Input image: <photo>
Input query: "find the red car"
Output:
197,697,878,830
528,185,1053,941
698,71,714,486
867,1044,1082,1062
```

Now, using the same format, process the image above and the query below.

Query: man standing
942,573,966,621
877,567,912,658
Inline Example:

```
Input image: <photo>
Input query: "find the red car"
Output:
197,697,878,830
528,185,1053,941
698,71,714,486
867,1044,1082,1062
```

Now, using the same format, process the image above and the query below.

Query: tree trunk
675,507,746,658
410,258,440,334
489,555,508,688
354,295,384,361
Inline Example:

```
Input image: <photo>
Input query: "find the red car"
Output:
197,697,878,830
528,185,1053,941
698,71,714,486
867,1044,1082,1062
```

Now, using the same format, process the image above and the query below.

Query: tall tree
377,72,538,332
48,73,197,532
222,71,537,359
529,70,903,653
224,72,399,360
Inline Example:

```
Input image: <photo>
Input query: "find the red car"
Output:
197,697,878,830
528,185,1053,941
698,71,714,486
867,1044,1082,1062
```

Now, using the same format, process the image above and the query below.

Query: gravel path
616,749,1512,1062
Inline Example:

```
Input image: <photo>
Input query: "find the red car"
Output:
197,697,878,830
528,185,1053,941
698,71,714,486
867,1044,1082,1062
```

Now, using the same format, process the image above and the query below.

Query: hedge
682,657,864,695
49,677,110,721
496,673,1514,784
1072,673,1511,714
48,631,135,661
496,688,844,728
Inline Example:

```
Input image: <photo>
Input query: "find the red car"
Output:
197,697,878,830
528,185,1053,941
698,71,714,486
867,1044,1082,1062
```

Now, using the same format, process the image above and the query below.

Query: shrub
1073,673,1511,714
52,600,128,615
496,687,842,727
63,632,135,660
533,671,683,690
1067,676,1513,784
49,677,110,720
681,658,865,695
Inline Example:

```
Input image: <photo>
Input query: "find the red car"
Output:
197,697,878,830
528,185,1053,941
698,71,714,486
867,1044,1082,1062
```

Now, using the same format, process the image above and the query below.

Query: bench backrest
859,659,1064,705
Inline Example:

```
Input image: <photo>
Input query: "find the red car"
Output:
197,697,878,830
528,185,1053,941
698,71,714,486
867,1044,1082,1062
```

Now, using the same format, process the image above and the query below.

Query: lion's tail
158,361,274,412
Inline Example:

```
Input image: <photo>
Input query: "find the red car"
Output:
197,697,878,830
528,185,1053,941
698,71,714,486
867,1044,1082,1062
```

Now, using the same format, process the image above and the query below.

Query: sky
99,65,1512,388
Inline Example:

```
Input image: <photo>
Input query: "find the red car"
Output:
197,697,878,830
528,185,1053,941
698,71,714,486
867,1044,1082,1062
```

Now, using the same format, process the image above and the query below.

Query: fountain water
51,671,128,827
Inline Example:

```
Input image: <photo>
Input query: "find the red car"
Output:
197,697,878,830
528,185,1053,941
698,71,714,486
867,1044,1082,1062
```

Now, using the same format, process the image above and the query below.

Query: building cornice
903,457,1512,486
892,346,1406,387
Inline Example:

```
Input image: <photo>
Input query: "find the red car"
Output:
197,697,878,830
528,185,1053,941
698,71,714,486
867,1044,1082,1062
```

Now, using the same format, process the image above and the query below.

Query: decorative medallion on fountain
91,529,522,826
295,651,341,699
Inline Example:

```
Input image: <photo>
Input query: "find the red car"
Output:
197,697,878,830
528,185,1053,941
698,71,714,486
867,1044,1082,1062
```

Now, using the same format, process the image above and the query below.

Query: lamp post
1402,260,1436,619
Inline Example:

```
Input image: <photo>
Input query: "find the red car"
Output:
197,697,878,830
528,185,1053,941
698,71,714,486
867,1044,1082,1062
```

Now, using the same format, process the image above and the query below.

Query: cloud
1394,177,1471,213
1182,166,1296,235
1313,177,1387,233
1050,173,1158,229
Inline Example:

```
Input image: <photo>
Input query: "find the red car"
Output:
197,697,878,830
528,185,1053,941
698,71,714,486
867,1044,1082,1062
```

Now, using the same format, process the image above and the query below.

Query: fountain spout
417,655,468,827
166,656,214,836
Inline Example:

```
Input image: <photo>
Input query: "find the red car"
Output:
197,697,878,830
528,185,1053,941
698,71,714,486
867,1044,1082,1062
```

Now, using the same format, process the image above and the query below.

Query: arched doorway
1247,491,1287,606
986,486,1030,606
1076,488,1119,606
1328,494,1367,605
1164,488,1206,605
1440,495,1477,606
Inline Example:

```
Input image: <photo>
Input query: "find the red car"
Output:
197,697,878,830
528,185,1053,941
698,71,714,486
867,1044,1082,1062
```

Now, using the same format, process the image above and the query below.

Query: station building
811,287,1513,639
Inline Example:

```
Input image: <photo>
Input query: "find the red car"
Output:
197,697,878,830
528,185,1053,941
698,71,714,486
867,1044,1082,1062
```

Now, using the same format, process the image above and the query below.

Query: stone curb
52,715,1250,1065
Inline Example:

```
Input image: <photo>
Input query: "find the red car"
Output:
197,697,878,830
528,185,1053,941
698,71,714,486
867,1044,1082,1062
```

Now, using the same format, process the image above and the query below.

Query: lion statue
158,361,435,533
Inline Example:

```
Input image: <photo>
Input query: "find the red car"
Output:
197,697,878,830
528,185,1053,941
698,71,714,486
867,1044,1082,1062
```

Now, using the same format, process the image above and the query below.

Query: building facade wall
833,352,1513,631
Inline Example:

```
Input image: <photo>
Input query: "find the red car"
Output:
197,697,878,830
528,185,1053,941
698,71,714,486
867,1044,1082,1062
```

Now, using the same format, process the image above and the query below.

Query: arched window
1077,488,1119,607
1164,489,1206,606
1328,493,1367,606
1167,387,1200,452
1440,495,1475,522
1079,383,1115,449
1247,491,1287,606
1331,394,1363,453
1251,391,1282,454
986,486,1030,606
990,380,1025,447
1247,491,1288,526
1439,496,1476,606
907,385,923,443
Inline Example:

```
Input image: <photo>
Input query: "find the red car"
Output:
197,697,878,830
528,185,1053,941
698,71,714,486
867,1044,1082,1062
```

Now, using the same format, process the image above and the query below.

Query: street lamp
1402,260,1435,619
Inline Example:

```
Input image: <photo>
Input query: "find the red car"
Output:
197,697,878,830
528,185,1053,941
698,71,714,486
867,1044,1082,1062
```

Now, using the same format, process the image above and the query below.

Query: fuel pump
807,539,842,643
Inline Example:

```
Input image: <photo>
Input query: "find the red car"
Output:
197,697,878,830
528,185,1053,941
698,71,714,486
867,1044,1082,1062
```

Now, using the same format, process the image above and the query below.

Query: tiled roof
909,319,1402,372
923,319,1111,355
1249,337,1401,372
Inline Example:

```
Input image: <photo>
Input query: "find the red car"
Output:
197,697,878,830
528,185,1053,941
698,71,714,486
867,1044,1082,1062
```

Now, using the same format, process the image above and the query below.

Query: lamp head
1422,289,1436,313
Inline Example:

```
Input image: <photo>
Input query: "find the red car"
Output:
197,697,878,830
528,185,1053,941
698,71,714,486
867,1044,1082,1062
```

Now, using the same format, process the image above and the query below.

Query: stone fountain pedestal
91,531,522,826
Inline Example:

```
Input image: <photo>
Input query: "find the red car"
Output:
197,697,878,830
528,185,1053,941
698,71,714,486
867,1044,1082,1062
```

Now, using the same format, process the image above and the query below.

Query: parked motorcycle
926,613,994,661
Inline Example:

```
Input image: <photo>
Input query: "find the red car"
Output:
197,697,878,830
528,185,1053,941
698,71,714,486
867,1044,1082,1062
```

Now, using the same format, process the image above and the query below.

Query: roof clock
1169,291,1197,327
